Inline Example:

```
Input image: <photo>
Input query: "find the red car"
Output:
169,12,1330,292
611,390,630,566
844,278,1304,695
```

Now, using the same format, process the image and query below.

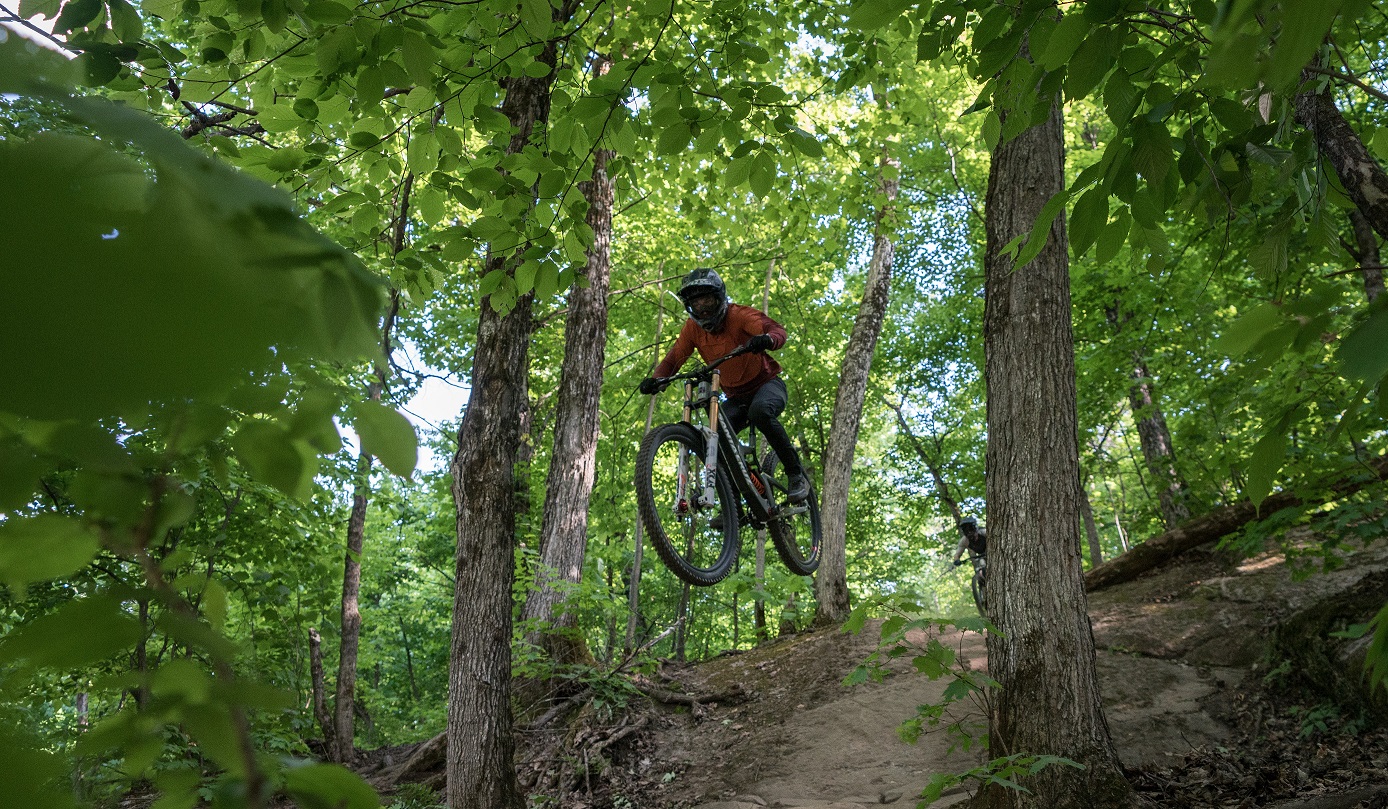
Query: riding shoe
787,470,810,503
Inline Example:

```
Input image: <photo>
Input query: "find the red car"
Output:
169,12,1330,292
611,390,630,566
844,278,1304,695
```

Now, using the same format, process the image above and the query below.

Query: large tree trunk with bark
978,76,1130,808
1085,455,1388,591
520,84,614,669
446,24,567,809
1295,77,1388,242
815,122,898,627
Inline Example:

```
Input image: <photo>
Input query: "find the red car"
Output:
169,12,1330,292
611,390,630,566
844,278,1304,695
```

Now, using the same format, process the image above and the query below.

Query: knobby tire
760,452,822,576
635,423,741,586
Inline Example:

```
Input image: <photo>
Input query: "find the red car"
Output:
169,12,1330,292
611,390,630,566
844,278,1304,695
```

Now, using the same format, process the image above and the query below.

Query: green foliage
917,754,1084,806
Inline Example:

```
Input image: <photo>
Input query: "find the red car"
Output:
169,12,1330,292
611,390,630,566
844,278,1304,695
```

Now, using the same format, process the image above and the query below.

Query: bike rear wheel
759,452,821,576
635,423,741,586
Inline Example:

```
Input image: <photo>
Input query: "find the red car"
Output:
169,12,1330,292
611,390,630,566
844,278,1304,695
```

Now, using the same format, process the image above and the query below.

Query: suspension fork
700,371,723,507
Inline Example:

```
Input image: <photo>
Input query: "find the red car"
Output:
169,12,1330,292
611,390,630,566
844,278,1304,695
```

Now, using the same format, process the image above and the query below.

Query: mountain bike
952,525,987,617
635,345,822,587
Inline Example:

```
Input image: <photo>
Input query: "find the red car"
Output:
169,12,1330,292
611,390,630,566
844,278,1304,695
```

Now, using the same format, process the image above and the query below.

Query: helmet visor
687,292,722,320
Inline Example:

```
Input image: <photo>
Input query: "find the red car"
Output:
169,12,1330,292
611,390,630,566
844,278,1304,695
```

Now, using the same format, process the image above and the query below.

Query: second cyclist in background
639,268,811,503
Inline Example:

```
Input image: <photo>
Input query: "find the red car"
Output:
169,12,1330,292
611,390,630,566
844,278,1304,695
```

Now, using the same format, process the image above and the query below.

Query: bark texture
1084,455,1388,591
815,135,898,627
446,23,567,809
1105,304,1192,529
309,628,333,752
1349,209,1385,303
520,101,614,667
1295,79,1388,242
979,92,1129,808
332,446,370,764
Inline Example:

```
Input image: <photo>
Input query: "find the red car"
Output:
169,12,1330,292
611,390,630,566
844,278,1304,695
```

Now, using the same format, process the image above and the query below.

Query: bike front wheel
635,423,742,586
760,453,821,576
971,564,987,617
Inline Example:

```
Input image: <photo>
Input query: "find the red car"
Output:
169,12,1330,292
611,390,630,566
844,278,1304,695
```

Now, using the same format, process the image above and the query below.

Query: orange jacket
653,304,787,396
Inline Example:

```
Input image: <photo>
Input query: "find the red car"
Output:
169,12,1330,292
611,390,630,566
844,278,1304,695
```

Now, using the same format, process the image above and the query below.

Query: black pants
722,377,802,475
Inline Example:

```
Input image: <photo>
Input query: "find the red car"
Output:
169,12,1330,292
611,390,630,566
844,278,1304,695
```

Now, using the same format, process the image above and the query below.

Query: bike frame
674,366,780,528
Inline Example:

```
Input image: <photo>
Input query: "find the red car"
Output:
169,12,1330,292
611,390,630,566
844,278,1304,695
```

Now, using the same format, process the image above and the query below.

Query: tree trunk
309,628,333,749
626,266,666,655
815,115,899,627
519,65,614,669
1080,489,1103,567
978,58,1130,808
1104,303,1192,529
446,20,568,808
1349,209,1385,303
1295,77,1388,242
1085,455,1388,591
754,257,776,644
332,445,370,764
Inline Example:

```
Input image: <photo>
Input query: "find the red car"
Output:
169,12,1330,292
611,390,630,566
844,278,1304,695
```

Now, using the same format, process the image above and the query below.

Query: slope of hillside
598,534,1388,809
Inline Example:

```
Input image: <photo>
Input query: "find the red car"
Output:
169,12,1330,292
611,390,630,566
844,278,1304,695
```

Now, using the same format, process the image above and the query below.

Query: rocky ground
578,535,1388,809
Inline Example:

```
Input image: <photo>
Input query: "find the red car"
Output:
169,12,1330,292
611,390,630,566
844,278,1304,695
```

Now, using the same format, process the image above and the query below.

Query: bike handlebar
649,344,757,390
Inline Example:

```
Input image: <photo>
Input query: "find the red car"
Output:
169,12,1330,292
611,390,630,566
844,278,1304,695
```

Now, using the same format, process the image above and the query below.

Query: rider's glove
747,334,775,353
638,377,663,395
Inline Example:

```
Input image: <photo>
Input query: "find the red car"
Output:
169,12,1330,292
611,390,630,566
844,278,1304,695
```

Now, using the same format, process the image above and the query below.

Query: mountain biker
954,516,987,559
639,267,811,504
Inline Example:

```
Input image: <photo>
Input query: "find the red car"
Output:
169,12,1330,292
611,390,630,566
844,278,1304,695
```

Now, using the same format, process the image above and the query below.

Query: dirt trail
629,535,1388,809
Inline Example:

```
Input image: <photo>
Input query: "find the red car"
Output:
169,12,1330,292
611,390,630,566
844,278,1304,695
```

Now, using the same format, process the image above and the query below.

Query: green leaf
749,151,775,198
401,30,435,87
266,147,307,173
181,704,247,776
0,593,141,669
282,763,380,809
0,442,45,512
151,658,213,704
55,0,101,32
656,122,691,155
1013,190,1070,268
349,131,382,150
1039,13,1088,71
0,727,77,809
1339,302,1388,383
981,109,1001,150
355,65,385,109
519,0,552,37
845,0,914,31
1103,69,1140,125
293,97,320,120
349,400,418,478
304,0,352,23
1068,186,1108,258
1216,302,1284,357
1094,206,1130,265
1364,601,1388,696
0,515,100,591
1266,1,1342,90
1064,25,1120,100
1249,230,1288,280
109,0,144,40
522,60,552,79
231,421,317,499
1244,413,1293,510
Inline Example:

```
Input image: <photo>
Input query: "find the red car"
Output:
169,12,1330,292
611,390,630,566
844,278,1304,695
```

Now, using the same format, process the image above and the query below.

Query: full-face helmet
677,267,729,331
